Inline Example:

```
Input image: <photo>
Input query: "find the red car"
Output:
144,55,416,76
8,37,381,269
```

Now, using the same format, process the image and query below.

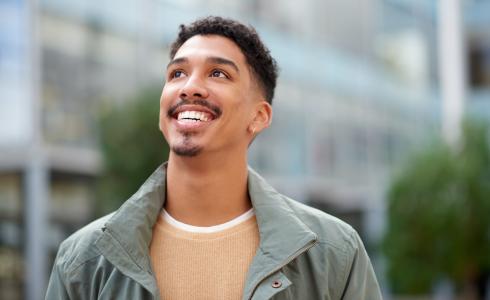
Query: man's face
159,34,267,157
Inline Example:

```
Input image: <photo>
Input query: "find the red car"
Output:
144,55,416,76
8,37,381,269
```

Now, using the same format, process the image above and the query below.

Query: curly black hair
169,16,279,104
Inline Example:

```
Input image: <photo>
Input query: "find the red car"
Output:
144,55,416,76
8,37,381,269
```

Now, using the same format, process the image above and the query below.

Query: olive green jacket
46,164,382,299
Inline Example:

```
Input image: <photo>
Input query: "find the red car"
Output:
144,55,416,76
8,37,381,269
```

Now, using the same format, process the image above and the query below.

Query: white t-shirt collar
162,208,255,233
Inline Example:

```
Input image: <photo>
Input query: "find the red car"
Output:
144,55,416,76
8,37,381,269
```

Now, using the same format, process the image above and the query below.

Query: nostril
193,92,202,98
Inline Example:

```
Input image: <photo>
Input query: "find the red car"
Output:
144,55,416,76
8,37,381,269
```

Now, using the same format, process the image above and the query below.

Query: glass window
469,43,490,88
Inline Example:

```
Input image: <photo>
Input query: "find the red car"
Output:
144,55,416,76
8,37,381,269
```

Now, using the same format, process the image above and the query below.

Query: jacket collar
95,164,166,295
95,163,317,297
243,168,318,299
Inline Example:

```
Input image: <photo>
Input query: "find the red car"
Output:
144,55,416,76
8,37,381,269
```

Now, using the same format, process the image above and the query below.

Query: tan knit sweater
149,211,260,300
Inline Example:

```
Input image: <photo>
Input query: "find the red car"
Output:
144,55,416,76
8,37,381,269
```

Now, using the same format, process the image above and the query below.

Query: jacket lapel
243,168,318,300
95,164,167,296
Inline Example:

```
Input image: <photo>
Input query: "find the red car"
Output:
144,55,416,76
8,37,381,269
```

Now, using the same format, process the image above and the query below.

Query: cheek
159,86,176,117
160,82,181,103
158,96,166,119
228,101,255,131
158,91,171,133
160,87,171,107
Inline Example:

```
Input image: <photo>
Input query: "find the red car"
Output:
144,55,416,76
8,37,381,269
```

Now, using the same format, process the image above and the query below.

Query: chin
170,135,203,157
171,145,202,157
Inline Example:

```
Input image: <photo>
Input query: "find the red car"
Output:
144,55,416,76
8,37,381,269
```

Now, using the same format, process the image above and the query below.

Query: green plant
96,88,169,216
383,121,490,296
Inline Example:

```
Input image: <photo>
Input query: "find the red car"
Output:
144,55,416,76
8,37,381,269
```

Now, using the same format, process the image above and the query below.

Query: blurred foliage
96,87,169,216
383,120,490,294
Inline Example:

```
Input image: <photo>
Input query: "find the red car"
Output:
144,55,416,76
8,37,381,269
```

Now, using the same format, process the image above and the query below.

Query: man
46,16,382,299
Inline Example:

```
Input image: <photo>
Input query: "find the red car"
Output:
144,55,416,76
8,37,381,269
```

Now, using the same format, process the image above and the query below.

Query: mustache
167,99,222,118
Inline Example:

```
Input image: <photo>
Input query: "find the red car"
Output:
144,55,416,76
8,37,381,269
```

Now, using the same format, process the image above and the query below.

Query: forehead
173,35,247,68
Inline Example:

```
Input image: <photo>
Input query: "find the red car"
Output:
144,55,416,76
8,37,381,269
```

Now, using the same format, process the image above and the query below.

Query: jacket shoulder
55,212,115,275
282,196,359,250
281,196,382,299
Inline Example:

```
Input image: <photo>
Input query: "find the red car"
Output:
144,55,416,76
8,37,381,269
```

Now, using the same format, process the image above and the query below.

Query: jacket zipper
247,237,318,300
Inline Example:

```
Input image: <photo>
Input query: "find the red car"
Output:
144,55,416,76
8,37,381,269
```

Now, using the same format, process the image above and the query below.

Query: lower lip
173,118,214,130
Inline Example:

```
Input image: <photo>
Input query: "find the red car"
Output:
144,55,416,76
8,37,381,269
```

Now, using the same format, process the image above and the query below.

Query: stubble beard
171,133,202,157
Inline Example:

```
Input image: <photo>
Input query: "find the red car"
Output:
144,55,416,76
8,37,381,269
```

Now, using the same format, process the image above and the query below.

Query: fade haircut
169,16,279,104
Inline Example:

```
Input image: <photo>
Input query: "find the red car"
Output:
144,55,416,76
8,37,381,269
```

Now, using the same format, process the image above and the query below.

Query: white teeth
177,111,211,122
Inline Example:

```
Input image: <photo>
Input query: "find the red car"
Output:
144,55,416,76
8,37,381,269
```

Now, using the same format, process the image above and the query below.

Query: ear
248,100,272,136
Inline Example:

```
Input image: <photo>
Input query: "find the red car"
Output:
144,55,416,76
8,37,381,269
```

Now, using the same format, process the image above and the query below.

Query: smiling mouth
168,100,222,124
176,110,214,123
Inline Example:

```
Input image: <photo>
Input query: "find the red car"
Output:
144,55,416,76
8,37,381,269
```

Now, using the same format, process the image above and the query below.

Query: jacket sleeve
339,230,383,300
45,257,70,300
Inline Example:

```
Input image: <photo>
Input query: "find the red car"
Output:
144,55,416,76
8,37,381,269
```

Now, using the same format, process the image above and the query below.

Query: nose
180,75,209,100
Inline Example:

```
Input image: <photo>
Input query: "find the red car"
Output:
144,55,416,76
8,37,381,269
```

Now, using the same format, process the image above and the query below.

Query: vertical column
25,159,49,300
25,0,49,299
438,0,466,147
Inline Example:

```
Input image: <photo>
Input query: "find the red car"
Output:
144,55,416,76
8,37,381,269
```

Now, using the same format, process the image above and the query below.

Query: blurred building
1,1,35,298
1,0,490,299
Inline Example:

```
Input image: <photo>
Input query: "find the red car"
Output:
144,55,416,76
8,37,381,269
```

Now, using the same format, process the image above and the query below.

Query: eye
170,70,186,79
210,70,228,78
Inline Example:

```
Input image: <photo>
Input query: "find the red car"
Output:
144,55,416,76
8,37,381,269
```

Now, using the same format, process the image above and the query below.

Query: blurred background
1,0,489,299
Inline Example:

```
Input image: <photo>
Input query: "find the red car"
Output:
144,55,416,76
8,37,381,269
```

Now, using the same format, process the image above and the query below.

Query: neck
165,151,251,226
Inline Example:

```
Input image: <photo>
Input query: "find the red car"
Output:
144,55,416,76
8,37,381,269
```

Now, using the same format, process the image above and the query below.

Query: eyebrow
166,56,240,73
206,56,240,73
167,57,188,69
